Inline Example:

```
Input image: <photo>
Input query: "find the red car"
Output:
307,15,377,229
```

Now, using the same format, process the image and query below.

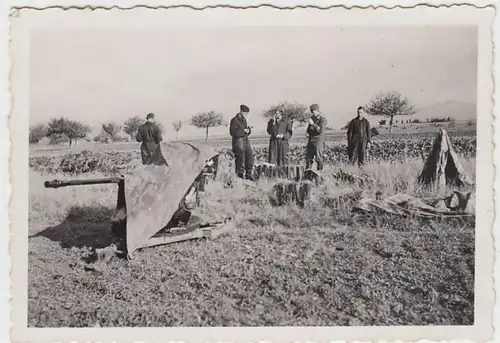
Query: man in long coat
267,109,293,167
229,104,254,180
347,106,372,166
305,104,327,171
136,112,163,164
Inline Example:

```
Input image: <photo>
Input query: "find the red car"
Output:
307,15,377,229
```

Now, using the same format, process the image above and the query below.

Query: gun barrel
44,177,123,188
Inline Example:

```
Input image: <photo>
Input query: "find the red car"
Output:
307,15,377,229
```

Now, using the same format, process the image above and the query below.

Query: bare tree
46,117,91,147
102,122,122,141
365,91,416,133
123,116,143,140
172,120,182,141
29,124,47,145
190,111,224,141
262,101,308,126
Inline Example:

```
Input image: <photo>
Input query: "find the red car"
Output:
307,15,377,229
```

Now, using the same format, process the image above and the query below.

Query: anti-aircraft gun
43,143,231,258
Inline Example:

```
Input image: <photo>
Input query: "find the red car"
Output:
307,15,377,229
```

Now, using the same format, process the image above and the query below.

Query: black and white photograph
8,3,495,343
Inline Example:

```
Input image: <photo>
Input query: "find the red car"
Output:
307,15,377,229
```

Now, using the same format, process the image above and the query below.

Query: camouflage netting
353,191,475,218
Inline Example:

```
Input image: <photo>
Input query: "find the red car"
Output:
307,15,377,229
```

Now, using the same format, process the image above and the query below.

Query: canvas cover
122,142,219,255
353,191,475,218
418,128,473,189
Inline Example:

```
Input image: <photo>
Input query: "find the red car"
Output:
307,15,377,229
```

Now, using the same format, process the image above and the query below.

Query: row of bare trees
29,111,228,146
186,91,415,137
262,91,415,133
29,91,415,146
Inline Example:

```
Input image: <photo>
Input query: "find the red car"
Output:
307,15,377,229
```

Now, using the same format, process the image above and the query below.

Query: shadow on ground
30,205,123,250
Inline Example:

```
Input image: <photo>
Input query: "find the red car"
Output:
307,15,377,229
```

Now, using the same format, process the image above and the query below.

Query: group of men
229,103,372,180
134,104,373,179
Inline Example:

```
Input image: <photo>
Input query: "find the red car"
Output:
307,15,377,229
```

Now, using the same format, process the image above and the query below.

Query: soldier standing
229,105,254,180
305,104,327,171
267,109,293,167
347,106,372,166
136,113,163,164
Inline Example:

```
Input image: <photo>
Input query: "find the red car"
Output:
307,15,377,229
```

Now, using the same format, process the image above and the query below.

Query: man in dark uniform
347,106,372,166
267,109,293,167
229,104,254,180
136,113,163,164
305,104,327,171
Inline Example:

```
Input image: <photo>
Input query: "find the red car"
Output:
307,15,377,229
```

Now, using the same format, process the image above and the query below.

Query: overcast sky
30,26,477,138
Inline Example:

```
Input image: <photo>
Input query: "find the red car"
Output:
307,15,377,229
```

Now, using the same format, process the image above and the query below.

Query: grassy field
28,128,476,327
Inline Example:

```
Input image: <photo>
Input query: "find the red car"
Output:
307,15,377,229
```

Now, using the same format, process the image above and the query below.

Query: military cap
310,104,320,112
146,113,155,119
240,104,250,113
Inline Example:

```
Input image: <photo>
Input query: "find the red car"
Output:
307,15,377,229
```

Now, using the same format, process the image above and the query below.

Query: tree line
29,91,416,146
29,111,226,147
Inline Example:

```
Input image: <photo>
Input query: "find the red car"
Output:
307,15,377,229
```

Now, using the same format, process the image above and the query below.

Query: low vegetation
30,135,476,176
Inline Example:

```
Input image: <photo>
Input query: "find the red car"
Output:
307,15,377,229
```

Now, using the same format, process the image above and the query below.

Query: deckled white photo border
4,2,497,343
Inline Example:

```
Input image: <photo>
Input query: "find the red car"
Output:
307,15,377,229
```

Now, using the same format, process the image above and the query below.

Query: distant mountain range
413,101,476,121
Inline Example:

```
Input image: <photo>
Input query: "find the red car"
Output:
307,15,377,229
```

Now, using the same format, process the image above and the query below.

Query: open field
30,131,476,176
28,129,476,327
